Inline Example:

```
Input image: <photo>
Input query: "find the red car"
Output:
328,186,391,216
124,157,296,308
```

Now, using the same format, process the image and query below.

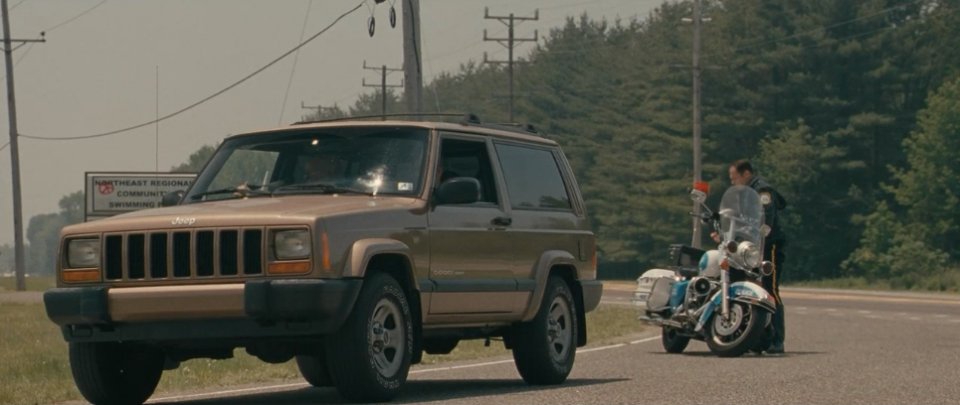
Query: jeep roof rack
292,112,541,137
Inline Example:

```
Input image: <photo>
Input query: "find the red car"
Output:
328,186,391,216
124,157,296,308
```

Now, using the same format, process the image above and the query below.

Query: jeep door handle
492,216,512,226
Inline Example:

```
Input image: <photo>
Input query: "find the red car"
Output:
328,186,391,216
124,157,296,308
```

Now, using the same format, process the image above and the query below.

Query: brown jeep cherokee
44,115,602,404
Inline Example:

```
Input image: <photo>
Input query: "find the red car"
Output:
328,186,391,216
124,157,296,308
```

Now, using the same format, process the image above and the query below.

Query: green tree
846,76,960,288
25,192,84,275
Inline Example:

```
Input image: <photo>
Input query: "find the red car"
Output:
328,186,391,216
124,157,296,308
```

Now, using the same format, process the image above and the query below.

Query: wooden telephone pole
2,0,45,291
362,61,403,119
483,8,538,122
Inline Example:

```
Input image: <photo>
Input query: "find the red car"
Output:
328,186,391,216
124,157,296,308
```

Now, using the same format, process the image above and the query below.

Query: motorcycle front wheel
706,301,770,357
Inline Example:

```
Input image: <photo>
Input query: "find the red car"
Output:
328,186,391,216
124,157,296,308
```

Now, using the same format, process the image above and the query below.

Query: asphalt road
136,286,960,405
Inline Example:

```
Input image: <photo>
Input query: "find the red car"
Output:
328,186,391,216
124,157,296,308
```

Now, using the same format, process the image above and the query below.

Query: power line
278,0,314,125
21,1,364,142
44,0,108,33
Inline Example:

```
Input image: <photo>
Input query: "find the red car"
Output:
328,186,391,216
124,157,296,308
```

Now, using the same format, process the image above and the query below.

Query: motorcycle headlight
737,241,762,269
274,230,311,260
66,238,101,268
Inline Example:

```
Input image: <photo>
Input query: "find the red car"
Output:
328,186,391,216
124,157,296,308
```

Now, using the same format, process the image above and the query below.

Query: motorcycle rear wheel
706,301,770,357
661,327,690,354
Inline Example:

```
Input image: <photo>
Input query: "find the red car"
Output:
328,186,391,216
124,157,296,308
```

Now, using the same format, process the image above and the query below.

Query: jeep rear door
492,142,590,287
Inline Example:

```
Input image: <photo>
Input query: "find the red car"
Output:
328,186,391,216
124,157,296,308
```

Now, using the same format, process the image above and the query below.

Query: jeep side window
494,143,572,210
437,137,498,204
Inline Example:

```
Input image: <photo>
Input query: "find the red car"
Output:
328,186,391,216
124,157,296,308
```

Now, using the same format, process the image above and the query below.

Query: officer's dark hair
730,159,754,175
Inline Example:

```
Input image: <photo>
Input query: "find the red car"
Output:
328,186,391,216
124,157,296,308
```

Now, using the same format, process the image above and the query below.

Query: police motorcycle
633,184,777,357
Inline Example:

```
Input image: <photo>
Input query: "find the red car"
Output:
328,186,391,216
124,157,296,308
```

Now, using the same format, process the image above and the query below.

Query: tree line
14,0,960,290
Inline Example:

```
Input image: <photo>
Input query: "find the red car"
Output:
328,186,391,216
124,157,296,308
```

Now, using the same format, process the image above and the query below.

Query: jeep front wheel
511,276,578,385
325,273,413,402
68,342,164,405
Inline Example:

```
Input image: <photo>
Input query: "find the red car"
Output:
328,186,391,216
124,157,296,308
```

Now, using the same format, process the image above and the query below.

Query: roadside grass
0,302,643,405
0,276,55,292
786,273,960,294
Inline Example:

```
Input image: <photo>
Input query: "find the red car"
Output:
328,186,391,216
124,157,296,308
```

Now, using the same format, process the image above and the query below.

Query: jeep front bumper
43,279,362,343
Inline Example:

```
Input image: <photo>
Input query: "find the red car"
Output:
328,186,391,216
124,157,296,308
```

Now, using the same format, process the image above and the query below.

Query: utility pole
683,0,706,248
300,102,342,121
483,8,538,122
362,61,403,119
401,0,422,117
2,0,45,291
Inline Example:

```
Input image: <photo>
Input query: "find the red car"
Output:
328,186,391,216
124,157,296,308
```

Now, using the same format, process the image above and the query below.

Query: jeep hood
63,195,422,234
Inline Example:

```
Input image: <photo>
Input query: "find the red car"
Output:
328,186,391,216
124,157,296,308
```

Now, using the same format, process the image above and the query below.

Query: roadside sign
84,172,196,221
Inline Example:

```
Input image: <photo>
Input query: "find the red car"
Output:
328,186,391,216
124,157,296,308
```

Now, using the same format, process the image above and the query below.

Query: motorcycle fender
695,282,775,332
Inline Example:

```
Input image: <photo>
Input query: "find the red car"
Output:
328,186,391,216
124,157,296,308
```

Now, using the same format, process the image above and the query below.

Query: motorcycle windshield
718,185,763,245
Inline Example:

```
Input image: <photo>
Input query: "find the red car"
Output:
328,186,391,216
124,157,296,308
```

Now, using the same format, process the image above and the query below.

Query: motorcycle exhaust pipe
760,261,775,277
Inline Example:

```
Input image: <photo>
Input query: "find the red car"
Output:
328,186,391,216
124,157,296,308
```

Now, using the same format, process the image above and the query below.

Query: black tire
512,276,578,385
325,273,413,402
661,327,690,354
705,301,771,358
68,342,164,405
295,354,332,387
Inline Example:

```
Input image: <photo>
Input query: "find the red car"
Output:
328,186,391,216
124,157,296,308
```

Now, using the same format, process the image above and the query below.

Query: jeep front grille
103,229,264,281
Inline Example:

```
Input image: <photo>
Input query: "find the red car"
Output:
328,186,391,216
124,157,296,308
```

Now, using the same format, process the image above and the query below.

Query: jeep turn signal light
267,261,311,275
62,269,101,283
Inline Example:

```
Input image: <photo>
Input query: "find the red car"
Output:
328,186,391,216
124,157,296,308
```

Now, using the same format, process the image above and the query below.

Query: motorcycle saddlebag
646,277,675,312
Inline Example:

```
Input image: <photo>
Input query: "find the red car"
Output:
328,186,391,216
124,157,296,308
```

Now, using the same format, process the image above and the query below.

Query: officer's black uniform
748,175,787,353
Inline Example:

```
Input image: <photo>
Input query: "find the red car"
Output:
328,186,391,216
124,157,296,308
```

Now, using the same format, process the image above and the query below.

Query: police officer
728,159,787,354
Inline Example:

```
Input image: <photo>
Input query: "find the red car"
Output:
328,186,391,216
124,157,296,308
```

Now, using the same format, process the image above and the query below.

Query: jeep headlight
66,238,101,268
274,230,311,260
737,241,762,269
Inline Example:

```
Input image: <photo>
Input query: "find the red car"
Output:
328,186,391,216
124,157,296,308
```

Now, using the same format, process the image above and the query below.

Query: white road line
412,359,516,374
933,314,949,318
147,382,309,403
858,310,872,314
826,308,838,312
629,336,660,345
148,336,662,402
909,317,922,321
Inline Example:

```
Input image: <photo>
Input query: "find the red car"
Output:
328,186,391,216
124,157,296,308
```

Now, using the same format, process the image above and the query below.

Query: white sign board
85,172,197,221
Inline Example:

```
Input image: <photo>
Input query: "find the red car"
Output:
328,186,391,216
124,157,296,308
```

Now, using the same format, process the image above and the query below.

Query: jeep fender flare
520,250,580,322
343,238,415,280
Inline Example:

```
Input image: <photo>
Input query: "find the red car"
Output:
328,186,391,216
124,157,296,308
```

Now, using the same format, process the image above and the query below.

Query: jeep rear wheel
511,276,577,385
325,273,413,402
69,342,164,405
295,353,332,387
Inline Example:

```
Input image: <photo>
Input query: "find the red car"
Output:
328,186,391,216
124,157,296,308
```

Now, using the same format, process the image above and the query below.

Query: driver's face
306,156,338,181
728,166,750,186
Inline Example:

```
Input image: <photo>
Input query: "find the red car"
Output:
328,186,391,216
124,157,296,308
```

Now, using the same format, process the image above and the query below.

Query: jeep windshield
184,127,429,203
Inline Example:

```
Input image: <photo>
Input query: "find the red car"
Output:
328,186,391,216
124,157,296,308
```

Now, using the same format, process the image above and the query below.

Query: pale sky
0,0,659,244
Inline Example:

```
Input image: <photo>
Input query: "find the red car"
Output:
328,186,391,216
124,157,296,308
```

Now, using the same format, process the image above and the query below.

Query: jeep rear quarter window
494,143,572,210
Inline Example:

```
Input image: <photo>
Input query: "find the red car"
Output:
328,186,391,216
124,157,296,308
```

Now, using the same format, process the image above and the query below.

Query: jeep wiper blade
272,182,373,196
190,184,270,200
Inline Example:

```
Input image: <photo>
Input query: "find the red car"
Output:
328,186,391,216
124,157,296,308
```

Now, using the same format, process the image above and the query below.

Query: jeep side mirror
161,190,185,207
435,177,480,205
